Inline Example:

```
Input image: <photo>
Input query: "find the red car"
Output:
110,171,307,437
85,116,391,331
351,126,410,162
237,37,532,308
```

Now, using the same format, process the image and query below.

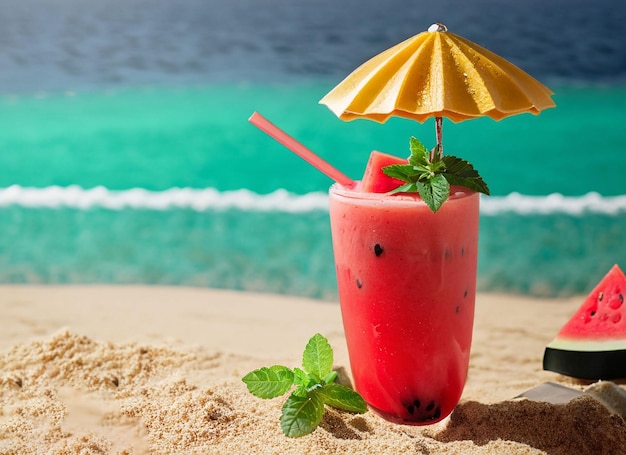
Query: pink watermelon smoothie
329,183,480,425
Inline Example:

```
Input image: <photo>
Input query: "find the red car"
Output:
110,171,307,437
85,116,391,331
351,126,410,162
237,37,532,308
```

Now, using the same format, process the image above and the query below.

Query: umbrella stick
435,116,443,158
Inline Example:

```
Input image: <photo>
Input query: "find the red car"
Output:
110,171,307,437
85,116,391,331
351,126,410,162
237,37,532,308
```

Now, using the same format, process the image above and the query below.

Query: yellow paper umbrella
320,23,555,148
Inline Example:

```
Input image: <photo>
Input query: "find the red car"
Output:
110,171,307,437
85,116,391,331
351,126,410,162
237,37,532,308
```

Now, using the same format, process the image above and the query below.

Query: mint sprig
242,333,367,438
383,137,490,212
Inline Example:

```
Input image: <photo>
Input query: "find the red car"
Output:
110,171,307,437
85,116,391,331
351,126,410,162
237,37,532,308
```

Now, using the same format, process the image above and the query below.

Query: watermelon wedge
360,151,407,193
543,264,626,380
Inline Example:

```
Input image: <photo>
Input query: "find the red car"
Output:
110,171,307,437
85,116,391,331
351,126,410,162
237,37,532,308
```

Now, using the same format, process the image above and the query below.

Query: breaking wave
0,185,625,216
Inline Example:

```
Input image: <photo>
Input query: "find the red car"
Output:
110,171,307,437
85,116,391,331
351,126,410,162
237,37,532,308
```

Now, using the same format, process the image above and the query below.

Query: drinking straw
249,112,355,188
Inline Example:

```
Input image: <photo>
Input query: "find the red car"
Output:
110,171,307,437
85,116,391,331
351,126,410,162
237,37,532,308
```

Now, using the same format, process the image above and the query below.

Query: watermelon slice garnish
360,151,407,193
543,264,626,379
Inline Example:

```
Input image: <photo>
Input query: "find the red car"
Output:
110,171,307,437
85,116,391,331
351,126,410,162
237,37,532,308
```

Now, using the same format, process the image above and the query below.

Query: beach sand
1,286,625,454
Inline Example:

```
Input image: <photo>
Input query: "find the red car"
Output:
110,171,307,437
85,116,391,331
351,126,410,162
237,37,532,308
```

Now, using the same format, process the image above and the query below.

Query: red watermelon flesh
543,264,626,379
360,151,407,193
554,265,626,339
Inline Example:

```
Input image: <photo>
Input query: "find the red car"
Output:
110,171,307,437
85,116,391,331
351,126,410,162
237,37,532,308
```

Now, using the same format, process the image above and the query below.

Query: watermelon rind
543,347,626,380
546,339,626,351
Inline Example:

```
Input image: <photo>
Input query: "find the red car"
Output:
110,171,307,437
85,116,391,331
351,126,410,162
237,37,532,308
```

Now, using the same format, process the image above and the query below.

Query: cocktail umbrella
319,23,555,152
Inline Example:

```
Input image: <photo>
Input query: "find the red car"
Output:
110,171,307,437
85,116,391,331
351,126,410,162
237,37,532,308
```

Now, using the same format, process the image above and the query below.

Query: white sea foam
480,192,626,216
0,185,625,216
0,185,329,213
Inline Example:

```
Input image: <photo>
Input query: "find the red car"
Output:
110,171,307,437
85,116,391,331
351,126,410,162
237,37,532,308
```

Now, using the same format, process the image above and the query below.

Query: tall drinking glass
329,183,480,425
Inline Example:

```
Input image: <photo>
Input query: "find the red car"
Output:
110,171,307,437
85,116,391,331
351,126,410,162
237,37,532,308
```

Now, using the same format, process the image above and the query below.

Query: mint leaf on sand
242,333,367,438
382,137,490,213
280,392,325,438
302,333,334,381
242,366,295,399
317,382,367,414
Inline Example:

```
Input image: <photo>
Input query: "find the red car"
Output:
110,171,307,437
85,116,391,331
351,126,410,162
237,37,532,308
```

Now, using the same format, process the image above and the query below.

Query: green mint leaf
389,182,417,194
430,144,443,163
441,155,479,178
317,383,368,414
416,174,450,213
242,366,294,399
280,391,325,438
409,137,429,166
444,173,490,195
243,334,369,438
293,385,309,398
322,371,338,385
382,164,416,183
293,367,322,397
382,138,491,212
302,333,333,381
429,160,446,174
293,367,311,388
413,164,431,175
442,155,490,195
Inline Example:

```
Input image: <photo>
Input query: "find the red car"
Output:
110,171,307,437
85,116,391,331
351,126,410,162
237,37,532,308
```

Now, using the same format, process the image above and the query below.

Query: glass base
367,402,448,426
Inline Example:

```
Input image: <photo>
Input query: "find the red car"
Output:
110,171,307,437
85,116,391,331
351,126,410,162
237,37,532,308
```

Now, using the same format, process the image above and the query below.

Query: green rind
546,338,626,351
543,347,626,380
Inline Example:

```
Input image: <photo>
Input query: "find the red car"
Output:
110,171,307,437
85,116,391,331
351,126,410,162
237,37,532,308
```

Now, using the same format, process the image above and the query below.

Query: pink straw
248,112,355,188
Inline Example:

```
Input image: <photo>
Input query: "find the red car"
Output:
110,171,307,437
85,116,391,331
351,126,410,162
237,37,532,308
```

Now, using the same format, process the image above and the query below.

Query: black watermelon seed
374,244,384,257
407,404,415,414
413,399,421,408
433,407,441,419
461,247,465,256
456,306,460,314
620,294,624,303
599,292,604,301
426,401,435,412
464,289,468,298
356,279,363,289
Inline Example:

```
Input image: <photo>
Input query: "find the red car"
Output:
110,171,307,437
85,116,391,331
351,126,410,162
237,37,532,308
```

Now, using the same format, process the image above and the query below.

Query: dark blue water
0,0,624,93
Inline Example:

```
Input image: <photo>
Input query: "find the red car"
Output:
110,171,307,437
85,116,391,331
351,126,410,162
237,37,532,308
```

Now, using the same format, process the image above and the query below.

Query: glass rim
329,182,478,206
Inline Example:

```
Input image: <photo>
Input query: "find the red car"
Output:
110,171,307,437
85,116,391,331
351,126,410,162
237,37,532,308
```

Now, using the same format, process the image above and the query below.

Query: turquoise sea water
2,84,625,196
0,83,625,299
0,0,625,299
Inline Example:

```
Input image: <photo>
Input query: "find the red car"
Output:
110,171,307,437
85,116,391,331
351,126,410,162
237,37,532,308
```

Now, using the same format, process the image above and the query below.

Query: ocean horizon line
1,185,625,216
